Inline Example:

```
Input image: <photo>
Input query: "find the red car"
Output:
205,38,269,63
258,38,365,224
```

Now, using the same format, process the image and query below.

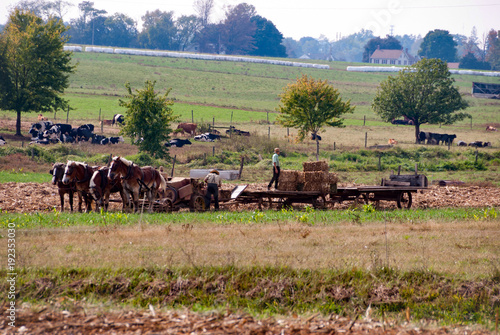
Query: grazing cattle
0,136,5,146
37,114,48,121
50,163,75,212
486,126,498,132
194,133,220,142
54,123,72,135
30,121,53,136
388,138,398,145
62,161,97,212
166,139,192,147
311,133,322,141
226,126,250,136
89,167,127,212
457,141,467,147
29,139,50,145
99,120,113,127
112,114,125,126
177,122,197,136
91,134,106,144
59,134,75,143
76,124,95,141
418,132,456,145
100,136,124,145
108,156,166,213
469,141,492,148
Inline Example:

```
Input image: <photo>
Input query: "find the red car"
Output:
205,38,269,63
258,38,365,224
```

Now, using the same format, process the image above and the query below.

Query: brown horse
62,161,97,212
108,156,165,213
89,167,127,212
50,163,75,212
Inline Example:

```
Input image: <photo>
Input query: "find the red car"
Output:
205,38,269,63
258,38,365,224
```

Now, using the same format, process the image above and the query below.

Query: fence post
171,155,176,177
268,127,270,139
213,146,215,156
365,132,367,148
363,115,366,126
66,106,69,123
267,111,269,124
191,110,194,123
334,142,336,150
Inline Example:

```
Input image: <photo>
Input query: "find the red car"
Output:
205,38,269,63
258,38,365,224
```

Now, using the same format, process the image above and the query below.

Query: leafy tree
459,52,490,70
418,29,457,62
0,9,75,136
175,15,200,51
372,58,469,143
101,13,137,48
67,1,106,45
219,3,256,55
249,15,286,57
277,75,354,161
486,29,500,70
139,10,178,50
362,35,402,62
119,80,178,159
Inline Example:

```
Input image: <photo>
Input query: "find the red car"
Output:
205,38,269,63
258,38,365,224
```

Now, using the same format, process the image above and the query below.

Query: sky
1,0,498,41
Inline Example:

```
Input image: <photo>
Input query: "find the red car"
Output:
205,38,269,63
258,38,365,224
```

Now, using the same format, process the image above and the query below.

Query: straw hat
210,169,219,175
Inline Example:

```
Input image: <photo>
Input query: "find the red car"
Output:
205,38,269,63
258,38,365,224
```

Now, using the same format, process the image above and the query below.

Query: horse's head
62,161,77,184
50,163,65,185
108,156,131,180
108,156,120,180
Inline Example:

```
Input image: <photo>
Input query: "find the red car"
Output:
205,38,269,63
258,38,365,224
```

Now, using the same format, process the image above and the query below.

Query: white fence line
64,45,330,69
346,66,500,77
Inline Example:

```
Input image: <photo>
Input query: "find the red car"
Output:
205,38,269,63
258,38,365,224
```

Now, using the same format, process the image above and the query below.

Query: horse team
50,156,166,213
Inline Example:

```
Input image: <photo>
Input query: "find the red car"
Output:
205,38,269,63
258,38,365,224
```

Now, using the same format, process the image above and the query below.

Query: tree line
1,0,499,69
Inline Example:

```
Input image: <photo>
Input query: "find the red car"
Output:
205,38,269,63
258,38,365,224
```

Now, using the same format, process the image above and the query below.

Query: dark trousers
268,166,280,189
205,183,219,210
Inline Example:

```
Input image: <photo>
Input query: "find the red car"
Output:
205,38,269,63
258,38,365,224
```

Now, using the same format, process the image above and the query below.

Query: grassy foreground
1,209,499,329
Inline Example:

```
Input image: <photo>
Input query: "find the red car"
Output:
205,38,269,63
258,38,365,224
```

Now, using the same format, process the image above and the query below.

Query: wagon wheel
277,198,293,210
164,186,178,203
158,198,174,213
190,194,206,212
396,191,412,209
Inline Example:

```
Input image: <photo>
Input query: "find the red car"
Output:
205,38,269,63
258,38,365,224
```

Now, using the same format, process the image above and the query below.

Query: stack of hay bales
277,161,339,193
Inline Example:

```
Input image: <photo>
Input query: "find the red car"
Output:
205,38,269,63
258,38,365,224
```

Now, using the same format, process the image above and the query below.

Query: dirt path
1,305,492,334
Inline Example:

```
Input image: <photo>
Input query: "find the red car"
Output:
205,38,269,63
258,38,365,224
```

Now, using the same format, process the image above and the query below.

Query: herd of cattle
417,131,492,147
29,120,124,145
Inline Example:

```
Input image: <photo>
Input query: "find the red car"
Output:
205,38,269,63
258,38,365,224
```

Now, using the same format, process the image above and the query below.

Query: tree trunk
414,123,420,144
16,110,22,136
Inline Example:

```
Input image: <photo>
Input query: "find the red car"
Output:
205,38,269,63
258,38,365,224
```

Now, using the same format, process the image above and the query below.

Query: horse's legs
59,190,65,212
119,189,128,212
68,190,74,212
77,191,83,212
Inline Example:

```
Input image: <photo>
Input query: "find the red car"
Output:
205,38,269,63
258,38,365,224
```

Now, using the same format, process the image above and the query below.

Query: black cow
109,136,124,144
0,136,5,146
112,114,124,126
91,134,106,144
194,132,220,142
457,141,467,146
54,123,72,135
311,133,322,141
76,124,94,141
469,141,492,148
60,134,75,143
441,134,457,145
166,139,191,147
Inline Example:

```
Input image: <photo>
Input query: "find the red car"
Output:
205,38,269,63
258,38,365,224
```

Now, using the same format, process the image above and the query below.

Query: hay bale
304,171,328,183
279,170,298,183
277,181,296,191
296,172,305,183
303,160,329,172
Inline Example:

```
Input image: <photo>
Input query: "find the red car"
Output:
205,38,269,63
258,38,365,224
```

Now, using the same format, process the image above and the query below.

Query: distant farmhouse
369,47,419,66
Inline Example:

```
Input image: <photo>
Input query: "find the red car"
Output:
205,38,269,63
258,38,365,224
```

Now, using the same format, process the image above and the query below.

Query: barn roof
370,49,403,59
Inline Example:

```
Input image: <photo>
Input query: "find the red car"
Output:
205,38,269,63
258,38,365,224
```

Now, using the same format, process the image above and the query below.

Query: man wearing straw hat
268,148,280,190
204,169,222,210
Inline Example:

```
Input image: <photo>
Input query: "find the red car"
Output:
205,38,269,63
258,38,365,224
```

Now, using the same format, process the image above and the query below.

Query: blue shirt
272,153,280,167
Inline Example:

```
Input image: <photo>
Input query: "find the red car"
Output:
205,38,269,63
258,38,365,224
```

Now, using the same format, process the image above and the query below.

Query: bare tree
193,0,214,27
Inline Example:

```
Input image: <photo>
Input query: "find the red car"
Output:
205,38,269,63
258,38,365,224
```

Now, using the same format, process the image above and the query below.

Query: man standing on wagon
268,148,280,190
204,169,222,211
